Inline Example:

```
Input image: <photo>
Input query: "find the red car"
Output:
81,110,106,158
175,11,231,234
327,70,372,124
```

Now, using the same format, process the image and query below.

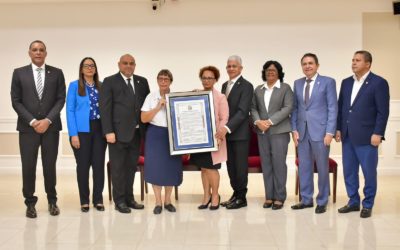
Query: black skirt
190,152,221,169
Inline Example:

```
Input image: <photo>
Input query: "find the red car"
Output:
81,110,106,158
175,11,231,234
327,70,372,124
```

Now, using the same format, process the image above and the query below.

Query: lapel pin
365,81,368,85
47,71,50,74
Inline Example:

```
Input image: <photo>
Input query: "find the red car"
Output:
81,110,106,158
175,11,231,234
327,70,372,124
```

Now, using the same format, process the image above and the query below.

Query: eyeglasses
201,77,216,81
157,77,171,82
266,69,277,72
83,64,96,69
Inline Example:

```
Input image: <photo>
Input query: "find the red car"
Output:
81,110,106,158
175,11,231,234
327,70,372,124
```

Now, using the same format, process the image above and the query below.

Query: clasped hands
255,120,272,133
32,119,50,134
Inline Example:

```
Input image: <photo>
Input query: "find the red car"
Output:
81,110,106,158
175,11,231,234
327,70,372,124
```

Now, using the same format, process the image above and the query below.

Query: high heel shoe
198,197,212,209
209,195,220,210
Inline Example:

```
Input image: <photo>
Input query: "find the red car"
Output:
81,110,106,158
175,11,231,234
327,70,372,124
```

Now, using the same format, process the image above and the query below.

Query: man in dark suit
216,55,254,209
99,54,150,213
11,40,66,218
291,53,337,214
336,50,390,218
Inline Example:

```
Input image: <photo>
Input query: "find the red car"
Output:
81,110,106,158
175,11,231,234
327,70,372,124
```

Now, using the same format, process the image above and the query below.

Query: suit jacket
11,64,66,132
221,76,254,141
66,80,100,136
251,82,293,135
337,72,390,145
99,72,150,143
291,74,338,141
211,88,229,164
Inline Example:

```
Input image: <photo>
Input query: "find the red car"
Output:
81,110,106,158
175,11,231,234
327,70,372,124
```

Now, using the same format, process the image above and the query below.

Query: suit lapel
42,65,52,99
228,76,242,100
298,79,306,106
26,65,40,100
351,73,372,108
258,87,267,114
307,76,320,107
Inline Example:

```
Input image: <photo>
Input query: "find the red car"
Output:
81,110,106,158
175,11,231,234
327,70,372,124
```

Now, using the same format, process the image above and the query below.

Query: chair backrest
248,128,260,157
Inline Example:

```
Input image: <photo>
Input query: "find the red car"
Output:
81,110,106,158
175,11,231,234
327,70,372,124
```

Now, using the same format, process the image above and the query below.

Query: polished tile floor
0,168,399,250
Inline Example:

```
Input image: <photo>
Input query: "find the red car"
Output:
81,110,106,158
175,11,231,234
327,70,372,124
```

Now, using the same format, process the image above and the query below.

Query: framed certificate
166,91,217,155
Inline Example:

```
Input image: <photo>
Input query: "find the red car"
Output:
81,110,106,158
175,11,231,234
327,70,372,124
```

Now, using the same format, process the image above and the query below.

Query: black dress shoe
315,205,327,214
95,204,105,211
81,205,89,212
226,198,247,209
26,204,37,218
272,202,284,210
164,203,176,212
360,208,372,218
153,205,162,214
198,198,211,209
291,203,314,210
221,194,236,207
127,200,144,210
338,204,360,213
115,203,131,213
48,204,60,216
209,195,220,210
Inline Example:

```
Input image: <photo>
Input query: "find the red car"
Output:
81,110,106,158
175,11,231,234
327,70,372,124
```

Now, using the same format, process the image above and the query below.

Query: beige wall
0,0,398,169
363,12,400,99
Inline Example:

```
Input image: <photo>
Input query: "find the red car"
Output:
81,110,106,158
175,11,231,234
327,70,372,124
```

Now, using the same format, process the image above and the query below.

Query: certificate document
166,91,218,155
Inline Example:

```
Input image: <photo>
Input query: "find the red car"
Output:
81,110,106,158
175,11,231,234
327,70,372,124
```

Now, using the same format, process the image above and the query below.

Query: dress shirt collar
306,73,318,82
120,72,133,84
262,79,281,90
229,75,242,84
353,71,370,83
32,63,45,72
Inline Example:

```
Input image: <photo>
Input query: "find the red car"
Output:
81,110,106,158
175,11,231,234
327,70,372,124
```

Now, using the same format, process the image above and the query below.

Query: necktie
36,68,43,99
304,78,312,105
127,78,135,96
225,80,234,97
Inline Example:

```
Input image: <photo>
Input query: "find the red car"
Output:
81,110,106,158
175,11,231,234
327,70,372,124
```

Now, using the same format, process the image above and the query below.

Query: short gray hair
227,55,242,65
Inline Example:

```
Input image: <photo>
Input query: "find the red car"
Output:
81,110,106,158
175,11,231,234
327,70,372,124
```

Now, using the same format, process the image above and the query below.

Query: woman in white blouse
141,69,183,215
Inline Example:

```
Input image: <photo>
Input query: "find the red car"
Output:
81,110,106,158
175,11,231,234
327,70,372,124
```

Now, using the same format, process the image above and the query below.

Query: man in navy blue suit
336,50,390,218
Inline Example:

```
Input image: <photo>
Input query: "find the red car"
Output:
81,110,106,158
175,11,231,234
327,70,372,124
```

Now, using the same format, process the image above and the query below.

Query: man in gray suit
251,60,293,210
291,53,337,214
11,40,66,218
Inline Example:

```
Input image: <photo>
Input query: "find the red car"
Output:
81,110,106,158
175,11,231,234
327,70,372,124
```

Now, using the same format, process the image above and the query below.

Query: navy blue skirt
144,124,183,186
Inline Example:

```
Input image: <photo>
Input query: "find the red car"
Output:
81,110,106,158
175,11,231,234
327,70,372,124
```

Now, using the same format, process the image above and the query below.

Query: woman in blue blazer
66,57,107,212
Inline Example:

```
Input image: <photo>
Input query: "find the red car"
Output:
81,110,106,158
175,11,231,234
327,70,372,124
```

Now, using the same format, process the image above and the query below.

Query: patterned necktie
225,80,234,97
127,78,135,95
36,68,43,99
304,78,312,105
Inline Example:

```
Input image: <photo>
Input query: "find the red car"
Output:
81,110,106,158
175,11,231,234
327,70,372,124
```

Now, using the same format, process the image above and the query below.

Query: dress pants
19,131,59,206
108,129,141,205
342,137,378,209
226,139,249,199
71,120,107,205
297,128,330,206
258,132,290,202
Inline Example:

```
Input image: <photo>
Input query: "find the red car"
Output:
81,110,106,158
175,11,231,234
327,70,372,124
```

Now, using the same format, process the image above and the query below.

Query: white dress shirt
303,73,318,101
351,71,370,105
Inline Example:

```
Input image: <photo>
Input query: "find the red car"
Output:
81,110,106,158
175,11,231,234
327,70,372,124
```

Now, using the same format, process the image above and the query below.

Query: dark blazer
251,82,293,135
221,76,254,141
99,72,150,143
337,72,390,145
11,64,66,132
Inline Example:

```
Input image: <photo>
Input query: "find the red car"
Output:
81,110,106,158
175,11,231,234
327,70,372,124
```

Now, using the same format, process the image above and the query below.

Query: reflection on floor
0,168,399,250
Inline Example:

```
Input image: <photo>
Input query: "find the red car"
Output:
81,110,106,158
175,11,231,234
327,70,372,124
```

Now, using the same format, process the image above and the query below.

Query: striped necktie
36,68,43,99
